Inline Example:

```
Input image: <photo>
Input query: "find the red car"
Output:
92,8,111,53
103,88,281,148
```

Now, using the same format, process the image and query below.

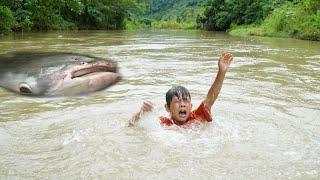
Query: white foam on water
62,129,89,146
137,111,241,155
306,55,320,59
0,127,11,147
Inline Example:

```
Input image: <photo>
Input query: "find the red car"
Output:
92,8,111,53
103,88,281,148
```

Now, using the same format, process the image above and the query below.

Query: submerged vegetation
0,0,319,41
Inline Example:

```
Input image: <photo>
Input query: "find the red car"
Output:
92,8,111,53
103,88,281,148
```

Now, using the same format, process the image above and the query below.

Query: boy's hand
140,101,154,115
129,101,153,126
204,52,234,110
218,52,233,72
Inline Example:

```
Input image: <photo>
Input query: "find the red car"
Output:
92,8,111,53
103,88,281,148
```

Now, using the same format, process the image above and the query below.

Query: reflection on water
0,30,319,179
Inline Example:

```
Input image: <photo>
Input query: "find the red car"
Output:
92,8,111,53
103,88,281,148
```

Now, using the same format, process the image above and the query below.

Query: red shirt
160,101,212,126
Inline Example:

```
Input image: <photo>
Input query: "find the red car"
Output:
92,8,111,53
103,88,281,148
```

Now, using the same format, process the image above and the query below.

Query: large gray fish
0,52,121,96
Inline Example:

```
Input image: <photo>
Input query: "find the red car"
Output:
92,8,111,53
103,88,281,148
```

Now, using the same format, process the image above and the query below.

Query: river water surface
0,30,319,179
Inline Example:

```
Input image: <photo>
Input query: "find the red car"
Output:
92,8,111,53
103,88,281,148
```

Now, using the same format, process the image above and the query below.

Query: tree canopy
196,0,289,31
0,0,142,33
197,0,320,40
1,0,319,41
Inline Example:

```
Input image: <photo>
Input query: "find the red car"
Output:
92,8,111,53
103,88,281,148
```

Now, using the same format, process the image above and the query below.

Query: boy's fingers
223,53,233,61
144,101,153,106
142,105,152,111
144,101,153,109
141,101,153,112
220,52,226,59
221,52,231,59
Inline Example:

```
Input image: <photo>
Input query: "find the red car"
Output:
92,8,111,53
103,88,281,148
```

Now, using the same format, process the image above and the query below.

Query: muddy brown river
0,30,319,179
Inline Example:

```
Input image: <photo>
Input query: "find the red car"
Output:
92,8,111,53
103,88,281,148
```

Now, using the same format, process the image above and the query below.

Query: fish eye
80,62,88,65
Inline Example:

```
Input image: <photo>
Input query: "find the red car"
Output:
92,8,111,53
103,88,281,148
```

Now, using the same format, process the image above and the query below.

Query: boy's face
165,95,192,125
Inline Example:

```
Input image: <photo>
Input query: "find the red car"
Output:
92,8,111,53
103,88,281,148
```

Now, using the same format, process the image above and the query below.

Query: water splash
63,129,89,146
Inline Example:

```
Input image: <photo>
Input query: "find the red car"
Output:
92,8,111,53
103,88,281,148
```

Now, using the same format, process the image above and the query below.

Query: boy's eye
173,99,180,103
175,98,190,103
182,97,190,102
183,100,190,104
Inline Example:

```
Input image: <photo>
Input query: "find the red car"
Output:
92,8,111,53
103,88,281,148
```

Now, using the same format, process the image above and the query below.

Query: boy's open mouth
179,110,187,118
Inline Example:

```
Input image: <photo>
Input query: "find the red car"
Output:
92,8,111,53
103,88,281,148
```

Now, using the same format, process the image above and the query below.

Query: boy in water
129,52,233,126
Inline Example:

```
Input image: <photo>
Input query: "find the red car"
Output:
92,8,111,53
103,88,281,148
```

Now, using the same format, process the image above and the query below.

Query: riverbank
125,20,196,30
197,0,319,41
126,1,320,41
229,23,320,41
125,21,320,41
2,0,319,41
127,18,320,41
229,3,320,41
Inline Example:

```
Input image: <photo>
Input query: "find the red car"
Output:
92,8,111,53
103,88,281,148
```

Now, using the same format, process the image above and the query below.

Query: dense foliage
0,0,319,41
143,0,206,21
197,0,320,40
258,0,320,40
129,0,208,29
0,0,142,34
196,0,288,31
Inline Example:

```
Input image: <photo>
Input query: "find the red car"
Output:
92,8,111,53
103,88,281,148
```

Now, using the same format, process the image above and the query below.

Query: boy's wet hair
166,86,191,107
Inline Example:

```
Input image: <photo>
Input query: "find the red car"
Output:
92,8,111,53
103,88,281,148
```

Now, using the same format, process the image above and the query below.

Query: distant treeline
0,0,319,41
135,0,320,41
0,0,141,33
131,0,208,29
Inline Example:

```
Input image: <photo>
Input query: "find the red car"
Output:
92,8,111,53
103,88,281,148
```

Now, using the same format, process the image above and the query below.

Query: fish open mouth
71,64,117,79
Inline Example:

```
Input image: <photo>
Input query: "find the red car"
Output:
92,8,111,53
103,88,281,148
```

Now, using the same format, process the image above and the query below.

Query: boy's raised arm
129,101,153,126
204,52,233,111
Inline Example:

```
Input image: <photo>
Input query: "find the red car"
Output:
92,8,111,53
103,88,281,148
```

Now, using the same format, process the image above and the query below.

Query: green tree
0,0,143,32
0,6,16,34
198,0,288,31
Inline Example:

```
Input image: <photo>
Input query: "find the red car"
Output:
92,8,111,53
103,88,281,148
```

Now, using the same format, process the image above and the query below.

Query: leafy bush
142,0,207,29
0,0,143,32
152,20,196,29
298,13,320,40
14,8,33,32
0,6,16,34
231,0,320,41
261,3,296,35
198,0,288,31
